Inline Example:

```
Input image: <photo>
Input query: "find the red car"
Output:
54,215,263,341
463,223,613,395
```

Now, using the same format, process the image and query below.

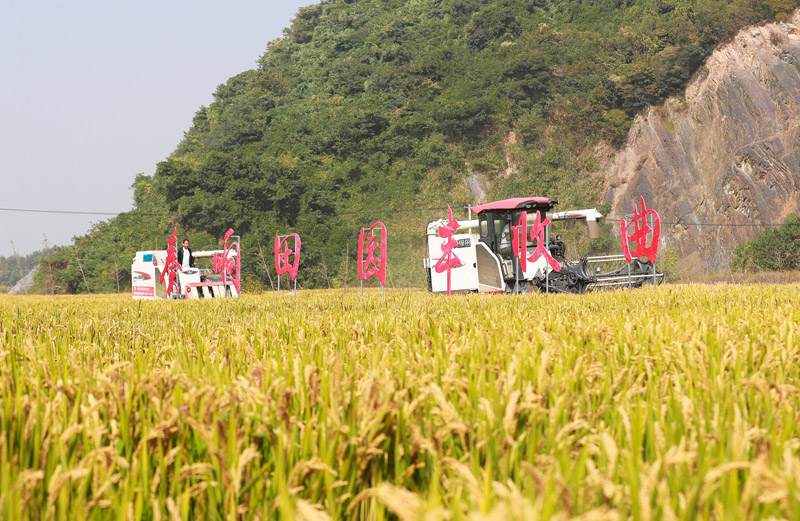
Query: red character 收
620,196,661,263
527,210,561,272
274,233,301,280
434,205,462,295
358,221,387,286
158,227,183,296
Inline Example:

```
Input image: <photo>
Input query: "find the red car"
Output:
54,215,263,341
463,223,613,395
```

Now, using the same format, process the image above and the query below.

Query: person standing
177,239,195,270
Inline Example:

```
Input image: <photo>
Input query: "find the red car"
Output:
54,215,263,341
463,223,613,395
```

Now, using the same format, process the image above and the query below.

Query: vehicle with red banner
131,229,241,300
423,197,663,294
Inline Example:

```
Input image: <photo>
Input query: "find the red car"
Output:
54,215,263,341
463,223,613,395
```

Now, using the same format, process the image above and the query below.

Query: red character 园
620,196,661,263
213,228,241,292
358,221,387,286
274,233,301,280
158,227,183,296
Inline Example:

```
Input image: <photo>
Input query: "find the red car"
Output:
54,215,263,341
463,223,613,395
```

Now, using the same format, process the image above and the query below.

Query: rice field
1,285,799,520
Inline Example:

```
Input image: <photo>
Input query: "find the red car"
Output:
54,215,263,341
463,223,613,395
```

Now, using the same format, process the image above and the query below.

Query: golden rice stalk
701,461,751,504
502,390,521,444
151,498,162,521
46,466,90,517
373,483,424,521
165,497,181,521
570,507,621,521
13,469,45,507
295,499,332,521
58,424,84,446
179,463,213,481
232,446,262,496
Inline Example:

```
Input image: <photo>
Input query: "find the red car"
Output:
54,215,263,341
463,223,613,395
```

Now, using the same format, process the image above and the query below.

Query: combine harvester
131,237,240,300
423,197,662,294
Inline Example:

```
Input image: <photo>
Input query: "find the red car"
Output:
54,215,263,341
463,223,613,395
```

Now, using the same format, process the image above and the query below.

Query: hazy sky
0,0,315,257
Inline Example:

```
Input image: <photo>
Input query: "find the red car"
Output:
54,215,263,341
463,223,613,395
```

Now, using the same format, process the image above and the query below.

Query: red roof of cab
470,197,557,214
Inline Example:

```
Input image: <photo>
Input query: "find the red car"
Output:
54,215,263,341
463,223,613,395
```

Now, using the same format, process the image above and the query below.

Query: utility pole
10,241,24,280
42,235,56,294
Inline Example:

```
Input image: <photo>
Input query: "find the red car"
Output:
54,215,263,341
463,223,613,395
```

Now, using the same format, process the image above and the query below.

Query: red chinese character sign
511,211,528,272
620,196,661,263
512,211,561,273
213,228,241,293
275,233,301,280
358,221,387,291
158,227,182,297
434,205,462,296
528,211,561,272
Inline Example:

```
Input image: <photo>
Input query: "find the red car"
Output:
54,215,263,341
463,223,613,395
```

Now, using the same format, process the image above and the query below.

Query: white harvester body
131,248,239,300
424,198,608,294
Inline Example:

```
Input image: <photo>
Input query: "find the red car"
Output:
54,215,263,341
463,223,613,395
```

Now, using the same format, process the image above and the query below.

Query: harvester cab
424,197,661,294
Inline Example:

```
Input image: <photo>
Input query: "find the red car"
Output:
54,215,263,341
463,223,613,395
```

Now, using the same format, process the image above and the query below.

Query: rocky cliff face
9,266,37,295
601,12,800,273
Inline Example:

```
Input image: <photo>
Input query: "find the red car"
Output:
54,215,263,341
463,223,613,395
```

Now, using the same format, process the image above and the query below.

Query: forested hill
38,0,799,292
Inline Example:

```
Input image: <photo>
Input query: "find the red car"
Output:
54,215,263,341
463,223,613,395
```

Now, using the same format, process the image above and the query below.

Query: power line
336,207,447,216
0,205,445,218
600,218,799,227
0,205,796,228
0,207,125,216
0,207,162,217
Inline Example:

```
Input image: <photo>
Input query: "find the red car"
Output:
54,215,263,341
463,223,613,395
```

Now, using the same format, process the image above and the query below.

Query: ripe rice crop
1,285,799,520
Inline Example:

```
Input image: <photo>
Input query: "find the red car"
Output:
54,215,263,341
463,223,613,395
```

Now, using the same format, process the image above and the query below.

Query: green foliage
0,249,47,289
731,215,800,272
40,0,800,291
659,247,683,282
603,109,633,147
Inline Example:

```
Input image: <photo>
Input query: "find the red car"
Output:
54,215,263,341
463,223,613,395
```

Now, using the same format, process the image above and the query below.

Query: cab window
479,214,489,237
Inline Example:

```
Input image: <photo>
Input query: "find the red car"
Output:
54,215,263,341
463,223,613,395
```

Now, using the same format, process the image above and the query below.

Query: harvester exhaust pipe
587,220,600,239
548,208,603,239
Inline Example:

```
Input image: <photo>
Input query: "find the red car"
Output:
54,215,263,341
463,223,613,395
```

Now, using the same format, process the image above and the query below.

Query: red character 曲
358,221,387,286
620,196,661,263
158,227,183,296
213,228,241,292
434,205,462,295
274,233,301,280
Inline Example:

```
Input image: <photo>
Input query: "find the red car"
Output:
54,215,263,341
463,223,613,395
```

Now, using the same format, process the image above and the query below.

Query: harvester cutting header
423,197,662,294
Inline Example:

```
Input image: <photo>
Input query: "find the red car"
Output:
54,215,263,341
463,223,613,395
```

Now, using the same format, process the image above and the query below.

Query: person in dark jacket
177,239,195,270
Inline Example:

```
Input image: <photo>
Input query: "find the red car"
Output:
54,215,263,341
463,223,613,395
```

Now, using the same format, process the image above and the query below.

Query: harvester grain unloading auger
423,197,663,294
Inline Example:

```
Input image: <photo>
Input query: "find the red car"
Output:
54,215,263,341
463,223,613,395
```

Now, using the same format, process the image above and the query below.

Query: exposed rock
601,12,800,273
502,131,519,178
465,174,489,203
463,131,513,203
9,266,38,295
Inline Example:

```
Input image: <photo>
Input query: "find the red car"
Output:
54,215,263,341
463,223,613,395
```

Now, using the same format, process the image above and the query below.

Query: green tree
731,215,800,272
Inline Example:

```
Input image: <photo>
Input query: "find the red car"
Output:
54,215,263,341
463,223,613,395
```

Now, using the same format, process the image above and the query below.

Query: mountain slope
602,12,800,272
